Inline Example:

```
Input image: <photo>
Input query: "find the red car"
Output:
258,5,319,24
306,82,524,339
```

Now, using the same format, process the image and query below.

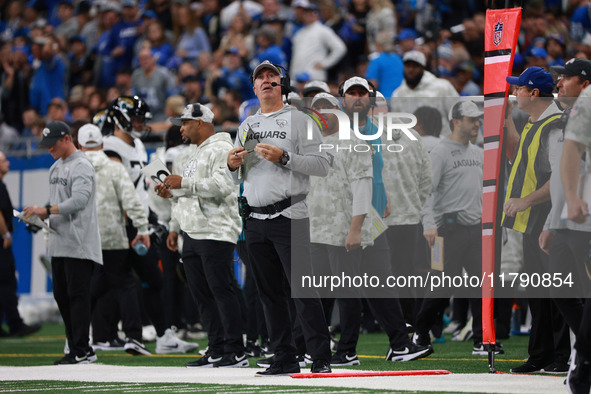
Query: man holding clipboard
155,103,245,368
417,101,498,356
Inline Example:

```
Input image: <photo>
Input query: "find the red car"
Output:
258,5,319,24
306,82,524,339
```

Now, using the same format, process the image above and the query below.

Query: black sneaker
255,361,300,377
256,355,275,368
472,342,504,355
386,342,433,362
186,353,223,368
92,338,125,351
54,352,95,365
567,350,591,394
214,353,249,368
295,355,307,367
510,360,541,373
245,340,262,358
10,323,41,337
331,351,360,366
124,338,151,356
311,359,332,373
412,332,432,347
541,361,569,374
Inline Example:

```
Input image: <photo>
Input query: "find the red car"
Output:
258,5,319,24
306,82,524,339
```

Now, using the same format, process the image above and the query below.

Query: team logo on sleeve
276,119,288,128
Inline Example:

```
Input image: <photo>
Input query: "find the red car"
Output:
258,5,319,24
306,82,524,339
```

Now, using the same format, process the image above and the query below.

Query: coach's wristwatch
45,204,51,217
279,150,290,166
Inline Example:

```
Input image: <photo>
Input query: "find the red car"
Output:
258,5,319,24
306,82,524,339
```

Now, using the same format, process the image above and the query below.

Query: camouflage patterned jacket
381,128,432,226
170,132,241,244
308,132,375,247
85,150,149,250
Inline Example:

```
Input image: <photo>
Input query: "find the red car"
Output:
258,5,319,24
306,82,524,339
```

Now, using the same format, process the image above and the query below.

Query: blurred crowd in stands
0,0,591,153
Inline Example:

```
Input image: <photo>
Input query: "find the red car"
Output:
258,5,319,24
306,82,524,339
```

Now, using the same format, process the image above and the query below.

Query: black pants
91,249,142,341
237,241,268,342
416,223,483,344
245,216,331,364
523,232,571,366
385,224,420,325
0,245,24,333
182,235,243,355
52,257,95,357
576,297,591,362
549,230,591,338
311,235,409,353
157,242,185,329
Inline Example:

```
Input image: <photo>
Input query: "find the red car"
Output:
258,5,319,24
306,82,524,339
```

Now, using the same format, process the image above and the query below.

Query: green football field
0,322,530,371
0,322,551,393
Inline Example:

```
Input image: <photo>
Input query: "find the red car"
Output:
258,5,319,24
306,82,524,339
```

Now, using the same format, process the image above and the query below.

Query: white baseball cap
342,76,371,95
403,50,427,67
311,93,340,108
303,80,330,95
170,103,214,126
448,101,483,121
78,123,103,148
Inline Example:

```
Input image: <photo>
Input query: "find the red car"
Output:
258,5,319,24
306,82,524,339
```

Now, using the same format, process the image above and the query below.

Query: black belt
250,194,306,215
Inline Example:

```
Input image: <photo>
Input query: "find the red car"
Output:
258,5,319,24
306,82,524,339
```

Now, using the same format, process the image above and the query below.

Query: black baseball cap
40,121,71,147
551,58,591,82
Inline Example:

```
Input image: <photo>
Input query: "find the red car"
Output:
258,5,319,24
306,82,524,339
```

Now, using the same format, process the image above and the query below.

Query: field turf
0,322,533,372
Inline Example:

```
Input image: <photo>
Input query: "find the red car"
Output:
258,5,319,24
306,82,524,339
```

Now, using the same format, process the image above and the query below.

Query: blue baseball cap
295,72,311,83
529,46,548,59
398,28,418,41
506,66,555,93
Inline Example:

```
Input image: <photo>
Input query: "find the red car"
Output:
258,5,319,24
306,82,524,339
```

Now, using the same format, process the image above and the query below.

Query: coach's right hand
167,231,178,252
227,147,247,171
424,228,438,248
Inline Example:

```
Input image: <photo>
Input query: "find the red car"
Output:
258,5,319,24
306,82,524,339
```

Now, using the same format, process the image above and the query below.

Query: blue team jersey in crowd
365,52,404,98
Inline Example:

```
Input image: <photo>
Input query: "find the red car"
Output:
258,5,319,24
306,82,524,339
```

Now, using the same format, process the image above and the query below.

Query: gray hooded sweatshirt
48,150,102,264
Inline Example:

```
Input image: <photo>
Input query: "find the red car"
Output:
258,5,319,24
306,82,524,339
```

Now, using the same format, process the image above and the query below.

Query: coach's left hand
23,206,48,220
254,143,283,162
163,175,183,190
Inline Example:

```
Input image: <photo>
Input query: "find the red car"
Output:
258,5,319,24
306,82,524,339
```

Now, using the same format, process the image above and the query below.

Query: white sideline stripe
485,55,511,65
484,141,500,151
0,365,567,393
484,98,505,108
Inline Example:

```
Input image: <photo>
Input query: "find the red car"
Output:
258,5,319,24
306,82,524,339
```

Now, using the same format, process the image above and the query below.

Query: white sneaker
156,328,199,354
443,320,463,334
142,325,157,342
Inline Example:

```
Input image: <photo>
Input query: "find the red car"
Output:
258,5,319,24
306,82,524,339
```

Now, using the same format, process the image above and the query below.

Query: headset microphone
270,82,284,88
